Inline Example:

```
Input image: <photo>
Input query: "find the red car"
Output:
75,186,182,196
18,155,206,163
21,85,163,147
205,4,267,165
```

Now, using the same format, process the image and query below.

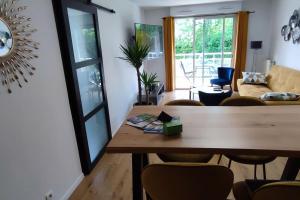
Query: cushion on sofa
264,100,300,105
260,92,300,101
242,72,267,85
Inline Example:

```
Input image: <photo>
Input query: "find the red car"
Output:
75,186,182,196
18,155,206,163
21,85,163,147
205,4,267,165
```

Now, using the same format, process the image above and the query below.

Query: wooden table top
106,106,300,157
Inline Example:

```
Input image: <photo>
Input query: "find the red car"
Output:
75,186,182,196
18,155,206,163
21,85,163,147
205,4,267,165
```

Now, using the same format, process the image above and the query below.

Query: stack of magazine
126,114,163,134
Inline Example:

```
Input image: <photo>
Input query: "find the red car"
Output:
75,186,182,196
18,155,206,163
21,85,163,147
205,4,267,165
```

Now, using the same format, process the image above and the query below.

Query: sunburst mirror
0,0,39,93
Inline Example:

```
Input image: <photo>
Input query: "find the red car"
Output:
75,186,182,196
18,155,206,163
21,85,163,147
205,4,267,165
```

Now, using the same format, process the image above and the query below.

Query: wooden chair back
142,163,234,200
220,96,266,106
253,182,300,200
165,99,204,106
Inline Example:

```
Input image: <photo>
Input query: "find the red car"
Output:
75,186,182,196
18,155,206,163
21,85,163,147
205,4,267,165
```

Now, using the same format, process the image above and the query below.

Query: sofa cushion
268,65,300,93
237,79,272,98
242,72,267,85
260,92,300,101
264,100,300,106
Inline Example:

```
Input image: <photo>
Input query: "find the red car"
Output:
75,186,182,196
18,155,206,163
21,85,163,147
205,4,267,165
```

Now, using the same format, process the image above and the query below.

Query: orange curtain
163,16,175,91
233,11,249,91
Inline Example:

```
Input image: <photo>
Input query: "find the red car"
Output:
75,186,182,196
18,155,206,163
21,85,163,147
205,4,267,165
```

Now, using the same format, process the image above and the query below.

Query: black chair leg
141,154,152,200
228,159,232,168
263,164,267,180
281,157,300,181
254,164,257,179
218,154,223,164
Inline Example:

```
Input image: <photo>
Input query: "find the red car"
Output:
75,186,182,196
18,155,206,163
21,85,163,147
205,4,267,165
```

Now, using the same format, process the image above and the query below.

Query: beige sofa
237,65,300,105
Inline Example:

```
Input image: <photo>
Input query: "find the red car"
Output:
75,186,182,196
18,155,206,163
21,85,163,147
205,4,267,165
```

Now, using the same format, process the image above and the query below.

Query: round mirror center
0,19,13,57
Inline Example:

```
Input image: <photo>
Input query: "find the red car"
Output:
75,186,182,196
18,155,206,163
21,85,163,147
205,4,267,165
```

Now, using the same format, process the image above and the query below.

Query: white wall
0,1,82,200
93,0,144,134
144,8,170,85
242,0,273,72
0,0,144,200
170,1,242,16
270,0,300,70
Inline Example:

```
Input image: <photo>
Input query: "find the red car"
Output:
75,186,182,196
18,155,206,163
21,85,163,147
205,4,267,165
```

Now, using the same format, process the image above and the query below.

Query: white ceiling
130,0,244,8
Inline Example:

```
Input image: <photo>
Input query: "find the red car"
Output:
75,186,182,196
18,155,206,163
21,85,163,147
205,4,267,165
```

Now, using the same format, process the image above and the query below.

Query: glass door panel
67,8,98,63
203,18,223,85
85,109,108,162
175,18,194,89
194,19,204,87
224,17,234,67
76,64,103,116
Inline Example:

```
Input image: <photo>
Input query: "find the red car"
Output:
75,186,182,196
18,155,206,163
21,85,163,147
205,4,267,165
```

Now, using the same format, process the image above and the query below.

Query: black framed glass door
52,0,111,174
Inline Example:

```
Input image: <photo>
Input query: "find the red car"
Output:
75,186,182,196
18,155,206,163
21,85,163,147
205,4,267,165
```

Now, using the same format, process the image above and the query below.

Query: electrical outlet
45,190,53,200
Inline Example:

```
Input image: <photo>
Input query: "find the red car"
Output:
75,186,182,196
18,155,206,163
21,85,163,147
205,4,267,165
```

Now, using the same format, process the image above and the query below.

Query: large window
175,16,235,89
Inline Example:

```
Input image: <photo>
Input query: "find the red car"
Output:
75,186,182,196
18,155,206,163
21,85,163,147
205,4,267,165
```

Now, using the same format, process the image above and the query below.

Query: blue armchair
210,67,235,89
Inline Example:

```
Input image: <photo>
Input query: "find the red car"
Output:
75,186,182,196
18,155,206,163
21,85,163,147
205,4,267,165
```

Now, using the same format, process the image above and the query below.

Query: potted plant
118,41,150,105
140,71,159,105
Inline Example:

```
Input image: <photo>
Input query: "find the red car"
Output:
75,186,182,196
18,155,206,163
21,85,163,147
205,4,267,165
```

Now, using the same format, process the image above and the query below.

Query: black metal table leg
142,153,152,200
142,153,149,168
132,153,143,200
281,157,300,181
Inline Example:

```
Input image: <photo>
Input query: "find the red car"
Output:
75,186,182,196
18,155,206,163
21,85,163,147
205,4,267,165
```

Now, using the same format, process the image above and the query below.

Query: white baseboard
60,173,84,200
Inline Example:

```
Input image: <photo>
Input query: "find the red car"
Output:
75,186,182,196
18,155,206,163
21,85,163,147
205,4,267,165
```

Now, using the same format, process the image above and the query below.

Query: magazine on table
126,113,178,134
127,113,163,134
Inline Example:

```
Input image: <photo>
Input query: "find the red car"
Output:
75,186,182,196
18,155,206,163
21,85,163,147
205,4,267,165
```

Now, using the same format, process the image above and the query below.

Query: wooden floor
70,90,300,200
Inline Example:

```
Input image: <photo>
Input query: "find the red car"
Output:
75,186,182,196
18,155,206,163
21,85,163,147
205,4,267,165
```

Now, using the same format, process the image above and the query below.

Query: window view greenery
83,28,98,59
175,18,234,54
175,17,235,88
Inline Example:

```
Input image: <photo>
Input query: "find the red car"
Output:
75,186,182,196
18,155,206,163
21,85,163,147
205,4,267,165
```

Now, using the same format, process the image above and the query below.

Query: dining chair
157,100,213,163
210,67,235,89
165,99,205,106
218,96,276,179
142,163,234,200
233,181,300,200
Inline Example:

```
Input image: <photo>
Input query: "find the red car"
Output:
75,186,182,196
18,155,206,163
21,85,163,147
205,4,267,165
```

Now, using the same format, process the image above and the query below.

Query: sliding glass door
175,16,235,89
52,0,111,175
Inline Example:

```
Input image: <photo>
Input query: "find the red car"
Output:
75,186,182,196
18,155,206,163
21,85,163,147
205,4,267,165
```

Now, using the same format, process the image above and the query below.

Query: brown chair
219,96,266,106
218,96,276,179
233,181,300,200
142,163,234,200
157,100,213,163
165,99,205,106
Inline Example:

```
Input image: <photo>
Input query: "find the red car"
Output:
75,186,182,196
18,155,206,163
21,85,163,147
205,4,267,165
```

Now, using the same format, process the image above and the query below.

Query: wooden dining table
106,105,300,200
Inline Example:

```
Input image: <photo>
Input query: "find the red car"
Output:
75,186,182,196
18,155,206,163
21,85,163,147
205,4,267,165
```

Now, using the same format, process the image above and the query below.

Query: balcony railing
175,52,233,88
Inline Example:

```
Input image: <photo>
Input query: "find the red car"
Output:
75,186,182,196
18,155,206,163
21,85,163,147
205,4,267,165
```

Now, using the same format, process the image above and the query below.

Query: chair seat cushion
210,78,230,86
157,153,213,163
225,154,276,165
